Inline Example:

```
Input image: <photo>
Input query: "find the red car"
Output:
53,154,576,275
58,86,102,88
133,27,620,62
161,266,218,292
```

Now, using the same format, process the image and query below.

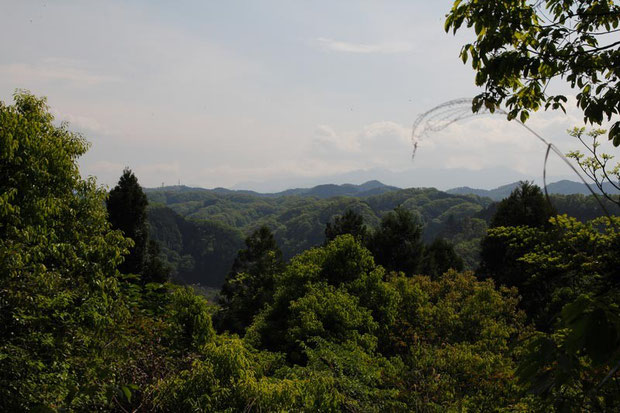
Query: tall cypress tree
107,168,149,276
216,225,284,334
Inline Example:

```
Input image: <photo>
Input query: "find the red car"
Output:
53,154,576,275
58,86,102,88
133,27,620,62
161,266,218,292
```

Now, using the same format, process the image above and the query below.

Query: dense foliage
147,205,244,286
324,208,369,244
3,92,619,411
0,92,131,410
368,206,424,275
216,226,284,335
147,182,615,287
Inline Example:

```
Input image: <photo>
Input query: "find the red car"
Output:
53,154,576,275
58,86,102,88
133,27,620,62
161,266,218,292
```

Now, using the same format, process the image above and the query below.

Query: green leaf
121,385,132,403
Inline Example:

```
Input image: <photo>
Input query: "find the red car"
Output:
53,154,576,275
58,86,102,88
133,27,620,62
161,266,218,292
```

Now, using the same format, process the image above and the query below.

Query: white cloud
308,121,412,170
317,37,412,54
303,104,603,183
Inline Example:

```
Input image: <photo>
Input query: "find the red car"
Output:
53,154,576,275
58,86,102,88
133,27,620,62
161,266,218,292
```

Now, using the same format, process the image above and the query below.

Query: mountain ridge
145,179,618,201
145,180,400,199
447,179,620,201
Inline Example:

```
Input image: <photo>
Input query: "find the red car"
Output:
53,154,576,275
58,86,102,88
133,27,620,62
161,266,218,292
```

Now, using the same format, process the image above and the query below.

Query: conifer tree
216,226,284,334
107,168,150,277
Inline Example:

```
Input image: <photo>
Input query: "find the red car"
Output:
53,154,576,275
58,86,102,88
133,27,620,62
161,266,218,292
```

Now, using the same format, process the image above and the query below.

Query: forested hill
146,185,491,286
447,179,620,200
145,183,616,287
145,180,400,199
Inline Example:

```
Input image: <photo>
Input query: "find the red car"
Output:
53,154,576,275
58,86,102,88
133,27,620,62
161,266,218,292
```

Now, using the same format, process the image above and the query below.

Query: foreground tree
386,271,529,410
245,235,397,363
446,0,620,145
0,92,130,410
497,216,620,411
566,126,620,207
107,169,169,283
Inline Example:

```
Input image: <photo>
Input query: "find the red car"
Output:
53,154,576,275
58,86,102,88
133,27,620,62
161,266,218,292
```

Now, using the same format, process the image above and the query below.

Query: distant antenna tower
161,182,164,188
178,179,181,186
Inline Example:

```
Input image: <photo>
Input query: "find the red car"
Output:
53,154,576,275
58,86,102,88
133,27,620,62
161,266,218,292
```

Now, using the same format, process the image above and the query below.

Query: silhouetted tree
490,181,556,229
325,209,368,244
479,182,557,324
420,238,464,278
368,206,424,275
216,225,284,334
107,168,148,275
107,168,169,283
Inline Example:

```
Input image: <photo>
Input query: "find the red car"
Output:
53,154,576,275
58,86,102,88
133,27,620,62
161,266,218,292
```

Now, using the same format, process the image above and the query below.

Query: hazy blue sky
1,0,608,190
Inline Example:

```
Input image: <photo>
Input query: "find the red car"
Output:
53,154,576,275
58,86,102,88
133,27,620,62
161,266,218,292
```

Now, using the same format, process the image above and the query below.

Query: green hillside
146,186,490,286
146,184,618,287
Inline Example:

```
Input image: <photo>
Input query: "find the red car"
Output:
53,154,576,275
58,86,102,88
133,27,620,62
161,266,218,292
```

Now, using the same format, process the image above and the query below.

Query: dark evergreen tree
490,181,556,229
478,182,557,325
107,168,149,275
368,206,424,275
216,225,284,334
420,238,464,278
325,209,368,244
107,168,170,283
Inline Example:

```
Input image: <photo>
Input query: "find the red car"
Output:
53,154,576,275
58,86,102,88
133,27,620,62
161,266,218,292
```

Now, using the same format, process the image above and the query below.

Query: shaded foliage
324,208,368,244
368,206,424,275
490,181,556,229
420,237,464,278
216,226,284,335
107,168,149,276
497,216,620,411
479,182,557,312
147,205,244,286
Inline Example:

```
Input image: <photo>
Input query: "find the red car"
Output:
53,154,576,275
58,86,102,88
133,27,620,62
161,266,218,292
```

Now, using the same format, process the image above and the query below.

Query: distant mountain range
231,166,538,193
146,179,617,201
447,180,619,201
146,180,400,199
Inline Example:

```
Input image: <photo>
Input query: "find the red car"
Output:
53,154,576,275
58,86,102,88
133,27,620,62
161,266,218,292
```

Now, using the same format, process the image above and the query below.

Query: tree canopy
490,181,556,228
446,0,620,145
324,208,368,244
368,206,424,275
0,92,131,410
3,91,619,411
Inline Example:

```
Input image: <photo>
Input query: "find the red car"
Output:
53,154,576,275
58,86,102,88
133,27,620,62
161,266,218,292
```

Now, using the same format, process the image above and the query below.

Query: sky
1,0,613,191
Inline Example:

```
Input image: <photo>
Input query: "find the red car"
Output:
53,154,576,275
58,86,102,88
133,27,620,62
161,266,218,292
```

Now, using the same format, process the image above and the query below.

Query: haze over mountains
447,180,620,201
147,178,618,201
229,167,554,193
